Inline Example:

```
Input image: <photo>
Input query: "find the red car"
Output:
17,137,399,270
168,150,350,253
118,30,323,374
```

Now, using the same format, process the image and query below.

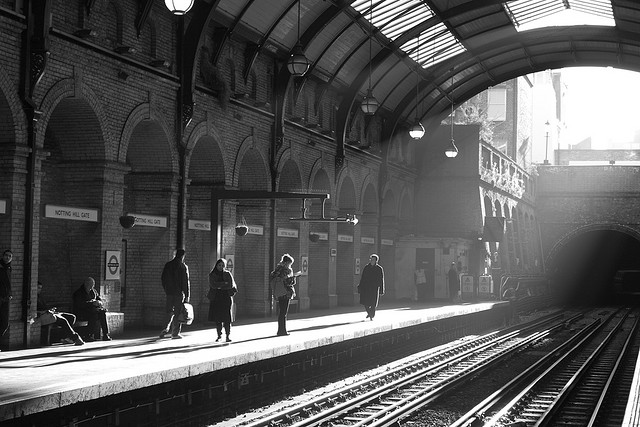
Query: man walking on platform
358,254,385,320
160,249,190,339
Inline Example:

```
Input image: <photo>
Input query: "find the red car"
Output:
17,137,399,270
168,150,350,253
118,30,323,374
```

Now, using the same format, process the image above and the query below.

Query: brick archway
546,223,640,269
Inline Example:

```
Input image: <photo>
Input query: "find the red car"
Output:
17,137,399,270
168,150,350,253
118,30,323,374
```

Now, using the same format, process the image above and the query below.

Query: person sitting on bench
36,281,84,346
73,277,111,342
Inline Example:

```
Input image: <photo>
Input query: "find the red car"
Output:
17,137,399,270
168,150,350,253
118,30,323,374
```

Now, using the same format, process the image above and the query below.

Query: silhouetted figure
270,254,297,336
73,277,111,341
208,258,237,342
358,254,385,320
448,262,460,302
160,249,191,340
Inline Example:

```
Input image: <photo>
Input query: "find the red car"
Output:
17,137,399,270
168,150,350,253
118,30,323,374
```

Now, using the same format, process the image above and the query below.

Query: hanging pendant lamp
361,0,378,115
445,73,458,158
409,120,425,140
164,0,194,15
287,1,310,77
409,33,424,140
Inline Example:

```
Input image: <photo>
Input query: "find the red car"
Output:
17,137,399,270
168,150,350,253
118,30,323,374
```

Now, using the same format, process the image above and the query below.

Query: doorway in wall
415,248,435,301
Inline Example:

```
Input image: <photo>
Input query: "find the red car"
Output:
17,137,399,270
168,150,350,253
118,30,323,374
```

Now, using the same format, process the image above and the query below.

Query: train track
452,307,640,427
232,309,583,427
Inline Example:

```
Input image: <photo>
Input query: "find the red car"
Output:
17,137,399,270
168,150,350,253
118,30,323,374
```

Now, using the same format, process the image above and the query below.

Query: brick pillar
59,162,128,312
0,144,30,349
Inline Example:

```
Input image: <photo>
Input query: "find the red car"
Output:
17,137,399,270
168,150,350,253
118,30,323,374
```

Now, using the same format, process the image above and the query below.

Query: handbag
38,310,57,326
92,299,106,312
176,302,194,325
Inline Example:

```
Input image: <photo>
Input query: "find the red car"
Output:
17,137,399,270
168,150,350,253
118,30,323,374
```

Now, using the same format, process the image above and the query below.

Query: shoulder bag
176,302,194,325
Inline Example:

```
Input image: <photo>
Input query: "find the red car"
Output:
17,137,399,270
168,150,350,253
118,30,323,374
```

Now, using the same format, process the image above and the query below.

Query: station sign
461,274,475,301
311,232,328,240
361,237,375,244
45,204,99,222
0,199,6,214
338,234,353,242
247,225,263,235
277,228,298,238
105,250,121,280
381,239,394,246
461,275,474,293
479,275,493,295
188,219,211,231
129,213,167,228
225,255,234,272
300,256,308,276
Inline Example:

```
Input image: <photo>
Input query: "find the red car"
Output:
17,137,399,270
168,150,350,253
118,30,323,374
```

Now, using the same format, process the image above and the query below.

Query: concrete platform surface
0,301,502,421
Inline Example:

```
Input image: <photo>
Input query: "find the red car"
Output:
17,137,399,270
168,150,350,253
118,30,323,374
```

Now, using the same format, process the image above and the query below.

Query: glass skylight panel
352,0,434,41
572,0,613,19
383,10,424,40
504,0,614,32
399,23,465,70
352,0,465,70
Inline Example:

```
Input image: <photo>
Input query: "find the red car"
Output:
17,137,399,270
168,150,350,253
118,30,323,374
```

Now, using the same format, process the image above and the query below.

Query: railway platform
0,299,638,426
0,300,500,423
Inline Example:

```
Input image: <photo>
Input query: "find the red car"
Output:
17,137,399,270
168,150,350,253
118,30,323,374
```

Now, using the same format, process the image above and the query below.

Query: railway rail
233,309,582,427
454,307,640,427
225,307,640,427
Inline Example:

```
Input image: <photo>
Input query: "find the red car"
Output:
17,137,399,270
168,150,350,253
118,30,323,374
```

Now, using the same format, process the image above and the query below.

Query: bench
42,312,124,345
42,320,89,346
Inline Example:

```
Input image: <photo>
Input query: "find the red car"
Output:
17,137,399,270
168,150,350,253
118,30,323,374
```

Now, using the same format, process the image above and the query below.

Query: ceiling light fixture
360,0,378,115
291,213,358,225
445,72,458,158
164,0,194,15
409,32,425,140
287,0,310,77
289,199,358,225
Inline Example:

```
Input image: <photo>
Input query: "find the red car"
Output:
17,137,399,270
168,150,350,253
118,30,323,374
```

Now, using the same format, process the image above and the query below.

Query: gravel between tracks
210,308,559,427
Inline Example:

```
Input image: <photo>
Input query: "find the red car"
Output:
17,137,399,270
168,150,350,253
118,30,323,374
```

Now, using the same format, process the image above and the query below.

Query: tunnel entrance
547,229,640,305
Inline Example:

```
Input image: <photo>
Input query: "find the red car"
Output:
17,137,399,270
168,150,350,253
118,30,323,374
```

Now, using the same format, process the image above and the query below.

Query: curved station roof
180,0,638,137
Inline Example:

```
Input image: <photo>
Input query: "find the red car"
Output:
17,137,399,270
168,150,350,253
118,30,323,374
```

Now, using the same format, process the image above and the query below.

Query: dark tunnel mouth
547,229,640,305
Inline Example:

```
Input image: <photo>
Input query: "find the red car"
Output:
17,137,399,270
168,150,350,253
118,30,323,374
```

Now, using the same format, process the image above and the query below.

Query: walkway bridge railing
500,274,554,314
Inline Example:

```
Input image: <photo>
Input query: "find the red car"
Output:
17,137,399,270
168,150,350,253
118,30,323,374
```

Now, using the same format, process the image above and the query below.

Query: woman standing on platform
208,259,237,342
270,253,298,336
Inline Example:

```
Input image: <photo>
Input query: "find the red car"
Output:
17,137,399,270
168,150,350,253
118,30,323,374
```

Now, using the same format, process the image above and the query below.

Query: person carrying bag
270,253,300,337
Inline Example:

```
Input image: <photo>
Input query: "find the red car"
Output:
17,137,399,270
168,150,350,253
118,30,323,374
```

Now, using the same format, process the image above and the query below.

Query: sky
562,67,640,149
521,7,640,151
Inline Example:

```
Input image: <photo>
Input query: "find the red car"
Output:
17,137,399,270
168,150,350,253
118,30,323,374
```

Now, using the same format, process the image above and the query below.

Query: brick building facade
0,1,541,350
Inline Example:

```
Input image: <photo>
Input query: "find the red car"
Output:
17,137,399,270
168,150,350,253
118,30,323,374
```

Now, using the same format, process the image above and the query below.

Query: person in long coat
358,254,385,320
448,262,460,302
208,258,237,342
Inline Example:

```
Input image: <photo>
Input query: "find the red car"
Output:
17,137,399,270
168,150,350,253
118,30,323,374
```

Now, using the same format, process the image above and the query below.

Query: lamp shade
360,88,379,115
287,43,310,76
445,138,459,158
119,215,136,229
164,0,194,15
409,120,425,140
235,225,249,236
